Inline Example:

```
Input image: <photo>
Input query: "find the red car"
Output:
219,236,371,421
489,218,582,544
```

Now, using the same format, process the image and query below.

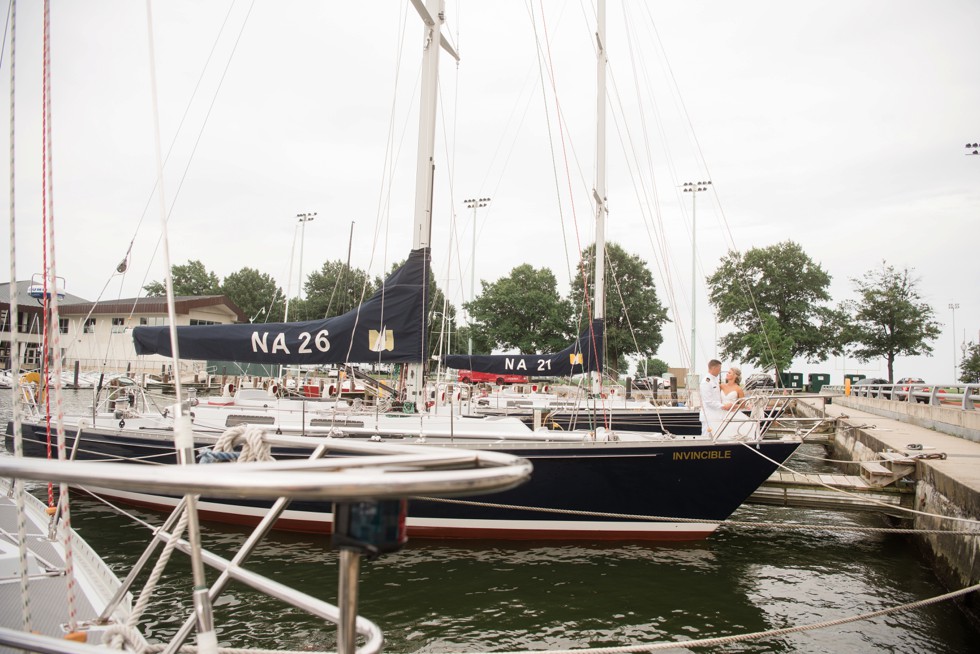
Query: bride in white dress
720,366,745,408
715,366,756,440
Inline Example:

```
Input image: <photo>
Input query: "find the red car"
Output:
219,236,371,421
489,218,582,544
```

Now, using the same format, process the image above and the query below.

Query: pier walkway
794,396,980,500
789,394,980,622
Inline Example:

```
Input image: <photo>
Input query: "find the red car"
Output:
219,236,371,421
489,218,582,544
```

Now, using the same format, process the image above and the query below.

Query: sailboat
7,0,802,541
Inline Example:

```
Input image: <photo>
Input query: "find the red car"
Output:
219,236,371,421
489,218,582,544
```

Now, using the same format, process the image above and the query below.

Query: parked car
743,373,775,391
852,377,889,398
895,377,930,403
456,370,528,385
632,376,672,391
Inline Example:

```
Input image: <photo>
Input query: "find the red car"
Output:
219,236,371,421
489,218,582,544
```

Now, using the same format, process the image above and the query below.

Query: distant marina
2,389,978,652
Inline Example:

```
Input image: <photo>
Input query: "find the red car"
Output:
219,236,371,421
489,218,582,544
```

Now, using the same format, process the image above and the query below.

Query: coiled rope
202,424,275,463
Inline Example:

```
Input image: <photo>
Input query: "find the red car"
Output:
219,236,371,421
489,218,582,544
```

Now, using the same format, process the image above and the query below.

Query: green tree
840,262,942,383
741,313,795,375
568,242,669,371
467,264,573,354
453,324,495,356
638,357,669,377
221,267,284,323
302,260,377,320
960,342,980,384
708,240,843,377
144,260,221,297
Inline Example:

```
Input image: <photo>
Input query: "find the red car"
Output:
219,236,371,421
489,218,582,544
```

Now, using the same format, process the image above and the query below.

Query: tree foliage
302,260,378,321
568,242,669,369
707,240,842,375
221,267,284,323
639,357,669,377
467,264,573,354
453,325,495,356
840,262,942,382
144,260,221,297
960,342,980,384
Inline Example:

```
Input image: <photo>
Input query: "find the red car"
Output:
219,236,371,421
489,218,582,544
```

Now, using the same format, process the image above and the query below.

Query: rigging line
7,0,32,635
613,6,691,361
604,254,645,365
116,0,240,321
617,4,712,365
41,0,78,632
359,7,416,376
367,5,416,287
144,5,219,651
526,0,580,291
604,69,692,366
419,494,977,534
635,2,780,370
537,3,595,348
0,0,10,71
135,0,258,321
475,582,980,654
435,79,461,368
737,438,980,526
120,0,239,297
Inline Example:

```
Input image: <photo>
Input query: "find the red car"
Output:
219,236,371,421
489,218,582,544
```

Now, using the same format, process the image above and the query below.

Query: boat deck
0,480,133,650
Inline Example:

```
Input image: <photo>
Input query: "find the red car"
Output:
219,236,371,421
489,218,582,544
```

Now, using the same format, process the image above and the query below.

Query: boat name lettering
504,358,552,372
250,329,331,355
672,450,732,461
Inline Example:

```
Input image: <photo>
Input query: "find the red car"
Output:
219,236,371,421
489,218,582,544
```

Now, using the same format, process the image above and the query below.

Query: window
83,318,96,334
190,319,219,326
22,344,40,366
59,318,69,334
111,317,126,333
139,316,167,326
0,309,8,331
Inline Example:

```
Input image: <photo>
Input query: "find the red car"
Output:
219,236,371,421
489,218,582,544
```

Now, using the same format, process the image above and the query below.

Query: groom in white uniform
699,359,732,437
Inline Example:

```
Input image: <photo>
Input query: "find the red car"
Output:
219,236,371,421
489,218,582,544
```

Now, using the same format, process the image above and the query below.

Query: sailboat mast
592,0,607,390
405,0,447,411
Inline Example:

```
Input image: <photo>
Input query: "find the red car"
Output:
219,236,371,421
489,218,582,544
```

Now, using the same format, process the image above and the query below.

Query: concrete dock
794,394,980,624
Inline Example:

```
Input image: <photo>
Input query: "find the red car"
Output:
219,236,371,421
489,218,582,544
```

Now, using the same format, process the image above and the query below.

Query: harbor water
3,389,978,652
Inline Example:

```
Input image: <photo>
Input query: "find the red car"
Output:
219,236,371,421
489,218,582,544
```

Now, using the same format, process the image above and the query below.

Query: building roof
59,295,247,322
0,281,90,307
0,283,246,322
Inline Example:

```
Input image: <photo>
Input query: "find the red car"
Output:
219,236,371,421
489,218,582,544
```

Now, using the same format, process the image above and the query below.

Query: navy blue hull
6,421,798,541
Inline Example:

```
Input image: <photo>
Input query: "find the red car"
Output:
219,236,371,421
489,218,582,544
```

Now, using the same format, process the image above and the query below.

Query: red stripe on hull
79,489,713,542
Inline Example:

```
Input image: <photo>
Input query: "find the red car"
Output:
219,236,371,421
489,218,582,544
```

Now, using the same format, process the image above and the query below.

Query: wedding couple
698,359,745,438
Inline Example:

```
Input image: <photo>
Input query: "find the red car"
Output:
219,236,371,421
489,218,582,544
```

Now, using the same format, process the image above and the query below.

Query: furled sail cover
133,248,430,364
443,319,603,377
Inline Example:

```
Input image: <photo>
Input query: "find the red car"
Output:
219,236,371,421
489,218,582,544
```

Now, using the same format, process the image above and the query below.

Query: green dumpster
779,372,804,389
844,374,865,385
808,373,831,393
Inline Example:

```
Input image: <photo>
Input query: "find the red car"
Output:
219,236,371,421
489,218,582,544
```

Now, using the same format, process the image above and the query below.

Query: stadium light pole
297,212,317,300
949,302,959,381
463,197,490,356
682,180,711,388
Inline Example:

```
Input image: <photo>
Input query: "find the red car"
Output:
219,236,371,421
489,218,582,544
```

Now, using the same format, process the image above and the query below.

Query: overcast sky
3,0,978,384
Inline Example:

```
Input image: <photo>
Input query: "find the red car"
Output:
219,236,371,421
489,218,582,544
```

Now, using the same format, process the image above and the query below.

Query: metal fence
821,383,979,411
